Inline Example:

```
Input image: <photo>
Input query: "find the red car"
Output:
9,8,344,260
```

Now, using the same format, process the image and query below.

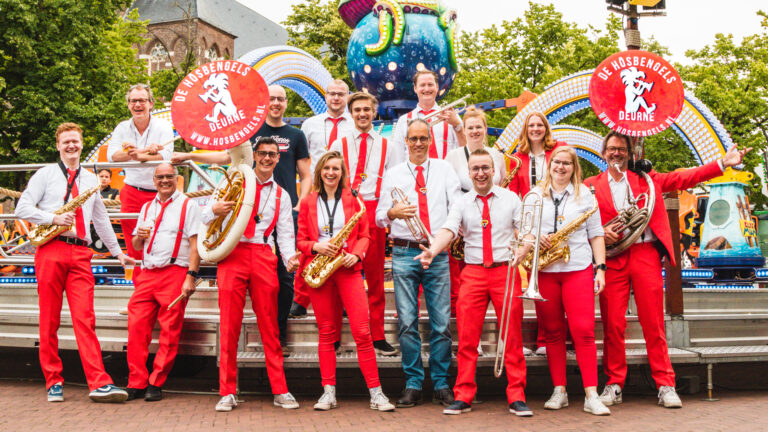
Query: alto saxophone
29,185,100,246
521,186,598,271
302,191,367,288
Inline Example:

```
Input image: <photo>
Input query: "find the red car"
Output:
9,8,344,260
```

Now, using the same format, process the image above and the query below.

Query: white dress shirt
301,111,355,173
528,151,547,187
107,116,174,190
15,164,122,256
607,172,657,243
445,146,506,192
316,196,346,243
329,129,397,201
392,103,460,164
532,183,604,273
201,175,295,267
134,190,201,269
442,186,522,265
375,159,462,240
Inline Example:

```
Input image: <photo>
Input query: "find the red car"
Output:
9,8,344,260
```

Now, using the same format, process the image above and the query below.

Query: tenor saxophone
521,186,598,271
301,191,367,288
29,185,100,246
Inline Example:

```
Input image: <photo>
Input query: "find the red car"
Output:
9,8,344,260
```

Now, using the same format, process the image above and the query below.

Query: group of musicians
16,73,750,416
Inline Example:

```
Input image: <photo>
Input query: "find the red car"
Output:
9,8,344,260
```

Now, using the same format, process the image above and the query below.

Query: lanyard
57,161,80,204
551,190,569,233
320,189,342,237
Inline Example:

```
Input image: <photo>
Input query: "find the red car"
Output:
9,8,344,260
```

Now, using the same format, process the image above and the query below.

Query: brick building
130,0,287,75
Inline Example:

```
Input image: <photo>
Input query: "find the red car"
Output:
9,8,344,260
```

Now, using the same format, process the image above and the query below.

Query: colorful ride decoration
697,168,764,266
342,0,459,114
550,125,607,171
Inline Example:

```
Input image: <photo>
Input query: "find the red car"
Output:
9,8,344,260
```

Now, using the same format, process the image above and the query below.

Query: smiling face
414,73,438,108
325,82,348,117
406,121,431,164
56,130,83,165
526,114,547,146
127,88,154,124
267,85,287,122
469,153,495,195
253,142,281,179
549,150,575,187
464,116,486,147
350,98,374,132
602,135,630,172
320,157,343,192
153,164,178,199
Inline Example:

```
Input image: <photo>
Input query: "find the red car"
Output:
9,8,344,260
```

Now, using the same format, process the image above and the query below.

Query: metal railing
0,160,217,265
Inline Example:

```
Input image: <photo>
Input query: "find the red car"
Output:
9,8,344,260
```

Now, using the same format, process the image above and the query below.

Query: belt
480,262,507,269
392,238,429,249
127,184,157,193
55,235,89,247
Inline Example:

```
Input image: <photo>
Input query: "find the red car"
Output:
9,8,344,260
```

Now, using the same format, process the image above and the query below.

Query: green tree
0,1,148,188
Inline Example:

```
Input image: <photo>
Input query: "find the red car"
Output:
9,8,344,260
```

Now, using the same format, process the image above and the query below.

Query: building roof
130,0,288,58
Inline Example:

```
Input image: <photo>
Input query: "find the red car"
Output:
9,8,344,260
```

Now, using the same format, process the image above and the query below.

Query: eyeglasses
469,165,493,174
256,150,279,158
326,92,347,98
269,96,286,103
606,146,628,154
154,174,176,180
551,160,573,167
406,136,430,144
129,98,149,105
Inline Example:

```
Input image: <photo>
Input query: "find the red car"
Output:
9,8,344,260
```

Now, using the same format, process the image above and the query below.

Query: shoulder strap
170,197,190,264
375,138,388,199
263,187,282,243
442,123,449,159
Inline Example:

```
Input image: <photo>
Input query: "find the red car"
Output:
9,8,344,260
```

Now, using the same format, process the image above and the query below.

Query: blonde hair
462,106,488,145
540,146,582,200
312,151,349,193
517,112,556,154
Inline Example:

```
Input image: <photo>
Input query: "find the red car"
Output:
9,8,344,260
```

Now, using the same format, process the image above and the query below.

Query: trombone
391,187,432,246
423,94,470,127
494,190,546,378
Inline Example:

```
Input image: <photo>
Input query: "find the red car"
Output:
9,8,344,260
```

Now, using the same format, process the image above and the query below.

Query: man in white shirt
16,122,132,403
205,137,301,413
415,148,533,417
125,163,201,403
107,84,174,270
391,70,466,163
375,119,461,408
329,92,398,356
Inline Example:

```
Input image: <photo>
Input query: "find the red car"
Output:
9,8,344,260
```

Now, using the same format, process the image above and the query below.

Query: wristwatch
595,263,607,271
187,269,199,278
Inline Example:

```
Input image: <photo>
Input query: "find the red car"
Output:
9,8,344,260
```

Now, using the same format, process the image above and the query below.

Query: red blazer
584,161,722,267
507,141,568,197
296,189,370,273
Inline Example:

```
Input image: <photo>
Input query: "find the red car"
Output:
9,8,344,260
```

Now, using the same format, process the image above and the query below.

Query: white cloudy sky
238,0,766,64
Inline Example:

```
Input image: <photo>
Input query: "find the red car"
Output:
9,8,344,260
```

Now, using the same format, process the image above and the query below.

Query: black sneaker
373,339,399,356
396,388,422,408
509,400,533,417
288,302,307,318
443,400,471,415
125,387,146,401
334,340,341,354
432,388,455,406
144,384,163,402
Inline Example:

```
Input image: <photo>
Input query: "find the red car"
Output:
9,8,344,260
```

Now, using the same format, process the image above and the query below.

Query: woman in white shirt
530,145,609,416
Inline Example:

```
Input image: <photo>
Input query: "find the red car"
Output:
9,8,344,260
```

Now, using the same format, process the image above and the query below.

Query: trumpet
391,187,432,246
494,190,546,378
422,94,470,127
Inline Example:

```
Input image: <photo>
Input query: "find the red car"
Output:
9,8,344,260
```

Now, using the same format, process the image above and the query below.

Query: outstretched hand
414,244,434,270
722,144,752,168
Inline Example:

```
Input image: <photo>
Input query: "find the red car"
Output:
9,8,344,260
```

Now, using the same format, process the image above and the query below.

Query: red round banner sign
589,51,684,137
171,60,269,150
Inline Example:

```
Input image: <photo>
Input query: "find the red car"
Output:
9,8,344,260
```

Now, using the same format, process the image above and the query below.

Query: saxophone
29,185,99,246
521,186,598,271
302,191,367,288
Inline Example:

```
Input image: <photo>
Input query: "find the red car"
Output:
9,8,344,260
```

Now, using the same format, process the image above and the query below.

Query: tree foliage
0,0,148,187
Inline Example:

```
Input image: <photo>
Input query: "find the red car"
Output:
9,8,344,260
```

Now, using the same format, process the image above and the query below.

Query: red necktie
352,132,368,191
66,169,87,239
327,117,343,149
419,109,439,158
146,197,173,253
414,165,431,234
244,181,271,238
479,193,494,267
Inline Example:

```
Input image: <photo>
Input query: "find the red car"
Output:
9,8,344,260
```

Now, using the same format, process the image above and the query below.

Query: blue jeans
392,246,452,390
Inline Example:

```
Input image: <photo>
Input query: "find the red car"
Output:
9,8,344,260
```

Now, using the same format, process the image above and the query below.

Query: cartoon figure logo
199,73,238,123
620,67,656,115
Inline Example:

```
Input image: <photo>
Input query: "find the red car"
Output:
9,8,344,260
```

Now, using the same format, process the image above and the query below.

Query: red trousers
217,243,287,396
35,240,112,391
309,266,380,388
127,265,188,389
454,265,526,404
449,256,464,317
535,266,598,387
120,184,156,278
362,200,386,341
600,242,675,389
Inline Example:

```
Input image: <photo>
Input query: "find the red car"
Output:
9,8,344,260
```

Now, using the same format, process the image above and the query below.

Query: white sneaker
535,346,547,356
658,386,682,408
477,341,484,356
369,387,395,412
274,392,300,409
543,388,568,410
599,384,622,406
314,385,337,411
215,394,237,412
584,394,611,416
522,346,533,356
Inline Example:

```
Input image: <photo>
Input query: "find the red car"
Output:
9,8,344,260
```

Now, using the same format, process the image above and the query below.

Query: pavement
2,380,767,432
